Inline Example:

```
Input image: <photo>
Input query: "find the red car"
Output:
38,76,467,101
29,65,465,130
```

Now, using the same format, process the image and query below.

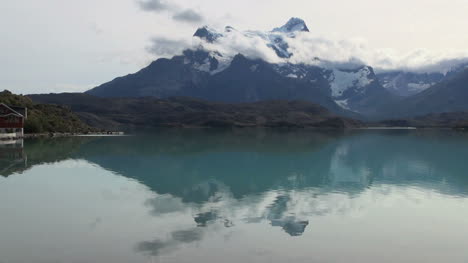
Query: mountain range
37,18,468,122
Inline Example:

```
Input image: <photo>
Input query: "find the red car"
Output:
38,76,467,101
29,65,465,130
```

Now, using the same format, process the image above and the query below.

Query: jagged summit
273,17,309,33
193,26,222,43
192,18,309,60
194,18,309,45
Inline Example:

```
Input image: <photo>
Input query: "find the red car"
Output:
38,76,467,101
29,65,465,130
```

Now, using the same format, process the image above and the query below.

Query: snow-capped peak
273,17,310,33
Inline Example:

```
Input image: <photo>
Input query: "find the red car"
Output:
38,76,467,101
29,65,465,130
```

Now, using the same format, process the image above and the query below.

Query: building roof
10,106,27,119
0,103,25,118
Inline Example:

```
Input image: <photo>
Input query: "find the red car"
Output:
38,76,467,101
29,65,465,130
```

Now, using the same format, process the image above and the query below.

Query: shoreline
1,126,467,141
0,131,125,141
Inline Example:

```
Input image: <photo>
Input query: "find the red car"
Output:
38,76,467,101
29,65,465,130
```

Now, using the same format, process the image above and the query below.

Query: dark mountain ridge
88,53,348,114
29,93,363,130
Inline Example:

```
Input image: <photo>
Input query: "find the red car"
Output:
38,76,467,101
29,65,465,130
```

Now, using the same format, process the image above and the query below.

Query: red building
0,103,27,138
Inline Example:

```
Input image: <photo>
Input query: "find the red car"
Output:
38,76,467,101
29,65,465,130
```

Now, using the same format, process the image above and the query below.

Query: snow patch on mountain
377,71,444,96
193,58,211,72
328,67,373,98
407,83,433,93
335,99,350,110
273,63,310,79
182,49,232,75
211,53,232,74
273,18,310,33
268,34,292,58
250,64,259,72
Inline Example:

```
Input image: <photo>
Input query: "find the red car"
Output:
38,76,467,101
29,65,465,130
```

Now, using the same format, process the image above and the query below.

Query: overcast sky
2,0,468,94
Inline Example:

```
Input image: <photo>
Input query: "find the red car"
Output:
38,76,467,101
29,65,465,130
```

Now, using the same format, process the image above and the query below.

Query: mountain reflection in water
2,129,468,263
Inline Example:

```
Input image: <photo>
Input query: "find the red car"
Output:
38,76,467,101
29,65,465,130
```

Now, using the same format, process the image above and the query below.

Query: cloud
192,29,375,68
173,9,204,23
198,30,283,64
285,33,468,73
204,29,468,73
286,34,368,66
372,51,468,73
171,229,204,243
145,194,187,215
137,0,171,11
136,239,173,256
146,37,190,57
143,21,468,74
137,0,204,24
136,228,204,257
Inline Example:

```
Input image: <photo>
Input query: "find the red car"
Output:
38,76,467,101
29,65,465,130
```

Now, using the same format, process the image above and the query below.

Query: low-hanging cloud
137,0,204,24
411,57,468,74
146,36,190,57
285,32,468,73
191,28,468,73
145,23,468,74
198,30,283,64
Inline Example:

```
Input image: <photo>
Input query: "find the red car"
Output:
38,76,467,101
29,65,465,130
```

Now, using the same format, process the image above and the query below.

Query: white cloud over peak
198,30,284,64
173,26,468,74
285,33,468,73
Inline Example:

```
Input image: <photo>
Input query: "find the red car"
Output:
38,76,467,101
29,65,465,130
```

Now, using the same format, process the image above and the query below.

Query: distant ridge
29,93,362,130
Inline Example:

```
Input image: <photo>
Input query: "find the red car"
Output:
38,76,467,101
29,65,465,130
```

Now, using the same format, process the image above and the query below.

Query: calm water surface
2,130,468,263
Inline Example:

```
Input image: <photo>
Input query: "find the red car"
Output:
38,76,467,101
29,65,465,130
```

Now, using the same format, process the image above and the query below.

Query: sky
2,0,468,94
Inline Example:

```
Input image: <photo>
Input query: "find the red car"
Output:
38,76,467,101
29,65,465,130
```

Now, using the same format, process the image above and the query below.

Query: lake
1,129,468,263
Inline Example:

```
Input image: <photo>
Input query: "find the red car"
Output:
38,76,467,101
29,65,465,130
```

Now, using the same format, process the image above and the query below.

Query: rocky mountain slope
377,68,468,119
377,71,445,97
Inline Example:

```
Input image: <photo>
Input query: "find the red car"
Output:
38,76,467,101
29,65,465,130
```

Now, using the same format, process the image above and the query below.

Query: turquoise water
2,130,468,263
